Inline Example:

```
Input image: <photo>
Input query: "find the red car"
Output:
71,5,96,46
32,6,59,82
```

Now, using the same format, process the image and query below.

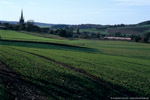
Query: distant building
19,10,25,26
104,37,131,41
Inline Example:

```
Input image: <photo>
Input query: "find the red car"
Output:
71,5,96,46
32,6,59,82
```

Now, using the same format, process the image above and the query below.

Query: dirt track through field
8,47,141,97
0,61,48,100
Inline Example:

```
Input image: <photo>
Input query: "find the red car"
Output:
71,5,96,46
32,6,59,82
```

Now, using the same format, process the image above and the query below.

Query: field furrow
0,60,48,100
6,47,141,97
0,30,150,99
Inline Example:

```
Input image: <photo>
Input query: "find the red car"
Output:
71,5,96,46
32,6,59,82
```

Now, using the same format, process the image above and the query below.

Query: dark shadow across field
0,40,98,53
0,60,144,100
19,71,144,100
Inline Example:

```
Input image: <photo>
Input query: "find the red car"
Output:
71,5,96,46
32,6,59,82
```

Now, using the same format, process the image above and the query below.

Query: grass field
73,28,108,34
0,30,150,99
73,25,150,35
0,30,69,43
21,31,67,40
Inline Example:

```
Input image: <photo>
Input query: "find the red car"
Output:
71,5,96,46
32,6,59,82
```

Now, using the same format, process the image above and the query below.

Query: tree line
0,21,48,33
0,21,150,43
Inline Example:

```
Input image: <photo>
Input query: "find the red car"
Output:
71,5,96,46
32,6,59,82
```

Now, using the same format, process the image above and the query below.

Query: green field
0,30,150,99
73,25,150,35
0,30,70,43
74,28,108,34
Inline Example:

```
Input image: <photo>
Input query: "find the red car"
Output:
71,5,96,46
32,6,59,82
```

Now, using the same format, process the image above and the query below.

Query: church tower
19,10,24,26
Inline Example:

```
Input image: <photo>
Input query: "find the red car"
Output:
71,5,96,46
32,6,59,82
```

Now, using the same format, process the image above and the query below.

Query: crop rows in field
0,45,110,99
0,30,150,99
0,44,149,99
10,45,150,96
1,41,150,97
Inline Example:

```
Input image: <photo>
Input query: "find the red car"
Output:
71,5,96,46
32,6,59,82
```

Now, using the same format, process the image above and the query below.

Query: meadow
74,28,108,34
0,30,150,99
0,30,69,43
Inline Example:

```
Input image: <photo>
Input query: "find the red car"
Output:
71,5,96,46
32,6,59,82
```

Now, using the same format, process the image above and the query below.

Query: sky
0,0,150,25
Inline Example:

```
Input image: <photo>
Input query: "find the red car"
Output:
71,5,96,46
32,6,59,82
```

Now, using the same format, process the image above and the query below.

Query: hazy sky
0,0,150,25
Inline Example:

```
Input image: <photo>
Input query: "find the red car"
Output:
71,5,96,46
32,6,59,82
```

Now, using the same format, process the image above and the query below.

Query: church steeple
21,10,24,20
19,10,24,25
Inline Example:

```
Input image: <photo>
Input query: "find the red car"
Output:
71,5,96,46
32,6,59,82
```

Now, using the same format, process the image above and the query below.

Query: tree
131,34,134,40
115,32,121,37
77,28,80,34
26,20,41,32
14,25,20,30
49,29,54,34
135,35,141,42
55,29,59,35
59,29,67,37
3,23,9,29
143,32,150,43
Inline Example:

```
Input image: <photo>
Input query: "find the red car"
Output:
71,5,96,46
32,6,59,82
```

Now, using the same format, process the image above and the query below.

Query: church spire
19,9,24,25
21,10,24,20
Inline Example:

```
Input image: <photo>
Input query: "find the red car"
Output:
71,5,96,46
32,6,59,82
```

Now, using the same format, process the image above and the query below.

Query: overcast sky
0,0,150,25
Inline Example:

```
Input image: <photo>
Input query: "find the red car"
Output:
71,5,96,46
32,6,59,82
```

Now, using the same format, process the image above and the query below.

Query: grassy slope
73,25,150,35
0,30,150,99
0,30,69,43
74,28,108,34
21,31,67,40
108,25,150,35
